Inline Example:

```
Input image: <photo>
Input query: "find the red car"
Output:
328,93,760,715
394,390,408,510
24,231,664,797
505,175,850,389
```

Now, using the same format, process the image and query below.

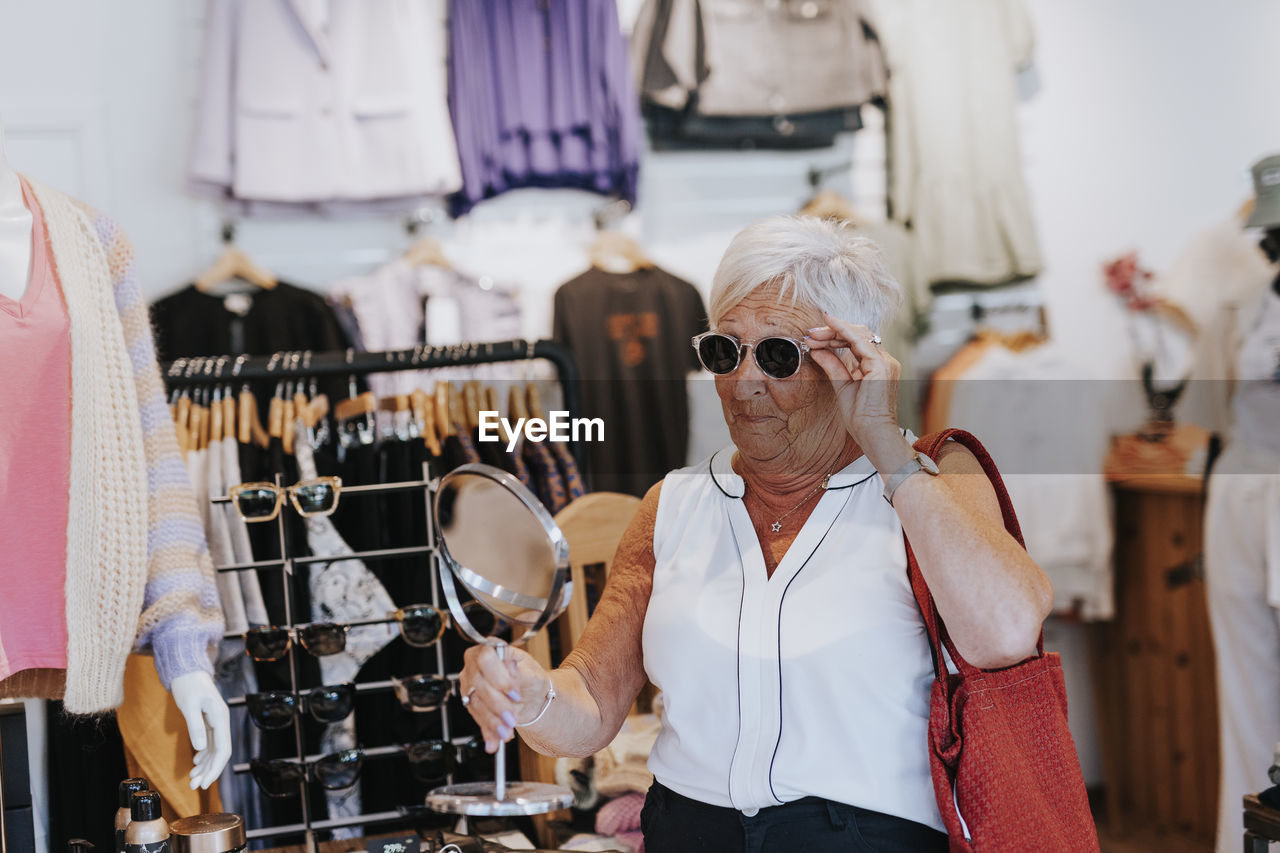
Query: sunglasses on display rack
402,736,485,784
244,683,357,730
691,331,811,380
228,476,342,523
391,673,453,712
249,749,364,798
391,604,448,648
242,623,349,661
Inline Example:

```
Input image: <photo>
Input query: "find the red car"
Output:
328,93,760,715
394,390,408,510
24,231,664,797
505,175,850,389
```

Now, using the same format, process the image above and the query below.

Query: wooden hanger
195,224,277,292
379,393,413,414
411,388,442,456
434,381,456,440
221,390,237,442
798,189,865,226
462,380,483,432
975,327,1047,353
280,389,296,455
526,383,548,421
508,384,530,422
588,230,653,274
237,387,270,448
403,235,452,270
334,391,377,424
448,382,467,435
174,393,193,456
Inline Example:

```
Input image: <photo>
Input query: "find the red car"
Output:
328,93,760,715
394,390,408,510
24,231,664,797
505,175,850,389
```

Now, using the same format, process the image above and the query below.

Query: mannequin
0,111,33,302
0,115,230,790
1204,157,1280,853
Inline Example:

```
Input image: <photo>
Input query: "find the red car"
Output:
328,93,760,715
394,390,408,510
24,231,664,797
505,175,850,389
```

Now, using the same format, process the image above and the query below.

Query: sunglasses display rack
163,339,583,849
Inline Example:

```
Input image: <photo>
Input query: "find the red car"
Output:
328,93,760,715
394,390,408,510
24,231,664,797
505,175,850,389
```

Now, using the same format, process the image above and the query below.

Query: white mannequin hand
170,671,232,790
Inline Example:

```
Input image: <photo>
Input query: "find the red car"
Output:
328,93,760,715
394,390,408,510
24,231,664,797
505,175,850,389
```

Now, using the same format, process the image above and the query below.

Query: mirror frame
433,463,570,646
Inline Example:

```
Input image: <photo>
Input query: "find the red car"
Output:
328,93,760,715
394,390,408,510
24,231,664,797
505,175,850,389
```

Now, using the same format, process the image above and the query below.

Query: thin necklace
761,469,835,533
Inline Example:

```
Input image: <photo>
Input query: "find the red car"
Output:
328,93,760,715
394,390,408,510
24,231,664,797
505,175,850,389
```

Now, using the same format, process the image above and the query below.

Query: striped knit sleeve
88,208,225,686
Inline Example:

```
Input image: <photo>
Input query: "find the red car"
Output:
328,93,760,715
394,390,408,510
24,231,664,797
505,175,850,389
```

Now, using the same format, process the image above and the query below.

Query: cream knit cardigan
0,179,224,713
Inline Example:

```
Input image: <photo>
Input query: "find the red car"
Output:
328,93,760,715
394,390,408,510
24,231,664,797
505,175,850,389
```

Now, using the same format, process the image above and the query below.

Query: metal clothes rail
162,338,585,470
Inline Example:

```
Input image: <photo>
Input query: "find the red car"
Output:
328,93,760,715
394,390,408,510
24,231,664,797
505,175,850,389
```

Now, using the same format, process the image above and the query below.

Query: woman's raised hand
805,311,902,449
459,642,553,753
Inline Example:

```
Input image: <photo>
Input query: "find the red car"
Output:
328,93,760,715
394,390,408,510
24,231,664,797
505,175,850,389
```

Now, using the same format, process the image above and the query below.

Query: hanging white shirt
643,438,944,832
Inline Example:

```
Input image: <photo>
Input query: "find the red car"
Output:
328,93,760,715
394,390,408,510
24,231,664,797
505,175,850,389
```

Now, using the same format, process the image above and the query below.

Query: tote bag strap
904,429,1044,681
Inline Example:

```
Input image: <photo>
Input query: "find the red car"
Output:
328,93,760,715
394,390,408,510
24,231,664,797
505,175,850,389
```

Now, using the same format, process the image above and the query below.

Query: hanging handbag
906,429,1100,852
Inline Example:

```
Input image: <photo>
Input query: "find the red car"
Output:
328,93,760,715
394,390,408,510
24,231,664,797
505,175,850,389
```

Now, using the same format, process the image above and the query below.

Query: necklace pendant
771,521,782,533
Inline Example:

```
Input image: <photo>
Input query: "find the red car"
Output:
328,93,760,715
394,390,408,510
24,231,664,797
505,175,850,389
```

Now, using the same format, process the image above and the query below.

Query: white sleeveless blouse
643,441,944,831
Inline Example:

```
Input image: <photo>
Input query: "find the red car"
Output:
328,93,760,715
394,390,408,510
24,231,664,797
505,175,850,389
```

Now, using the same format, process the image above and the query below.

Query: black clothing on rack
151,281,355,407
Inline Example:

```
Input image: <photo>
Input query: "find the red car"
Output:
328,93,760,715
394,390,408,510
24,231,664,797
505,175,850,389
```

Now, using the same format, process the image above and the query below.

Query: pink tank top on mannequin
0,177,71,678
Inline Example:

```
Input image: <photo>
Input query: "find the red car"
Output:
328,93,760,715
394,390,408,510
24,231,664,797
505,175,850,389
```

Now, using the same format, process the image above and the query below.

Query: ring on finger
869,334,882,346
461,687,477,707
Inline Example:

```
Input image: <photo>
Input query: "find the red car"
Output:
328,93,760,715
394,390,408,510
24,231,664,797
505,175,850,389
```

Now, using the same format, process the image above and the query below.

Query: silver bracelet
515,677,555,727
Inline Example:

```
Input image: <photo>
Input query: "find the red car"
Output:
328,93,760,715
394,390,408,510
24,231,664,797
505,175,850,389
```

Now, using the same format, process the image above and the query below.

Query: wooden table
1091,476,1219,846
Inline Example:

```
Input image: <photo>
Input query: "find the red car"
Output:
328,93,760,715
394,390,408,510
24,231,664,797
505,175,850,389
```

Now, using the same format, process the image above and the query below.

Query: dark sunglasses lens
307,684,355,723
697,334,740,374
293,482,337,515
314,749,363,790
236,487,279,520
299,623,346,656
250,759,304,798
755,338,802,378
458,601,506,640
396,676,451,711
404,740,450,782
245,627,290,661
399,607,445,647
245,691,296,730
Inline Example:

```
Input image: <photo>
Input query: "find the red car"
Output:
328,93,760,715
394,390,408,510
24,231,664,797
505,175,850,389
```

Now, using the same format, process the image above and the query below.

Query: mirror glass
435,465,569,641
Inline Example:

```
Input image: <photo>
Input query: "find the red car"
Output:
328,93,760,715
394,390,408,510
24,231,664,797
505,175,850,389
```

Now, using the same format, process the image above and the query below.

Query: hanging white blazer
643,440,945,832
190,0,462,203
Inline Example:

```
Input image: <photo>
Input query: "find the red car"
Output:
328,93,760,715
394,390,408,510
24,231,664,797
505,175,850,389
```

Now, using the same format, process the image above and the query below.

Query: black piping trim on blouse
766,487,855,804
724,502,749,807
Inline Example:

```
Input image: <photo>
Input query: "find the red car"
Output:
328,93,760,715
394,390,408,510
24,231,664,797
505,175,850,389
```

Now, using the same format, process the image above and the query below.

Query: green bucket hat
1246,154,1280,229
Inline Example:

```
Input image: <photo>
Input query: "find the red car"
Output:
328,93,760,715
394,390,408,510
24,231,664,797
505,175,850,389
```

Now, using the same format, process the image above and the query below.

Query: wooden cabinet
1091,477,1218,847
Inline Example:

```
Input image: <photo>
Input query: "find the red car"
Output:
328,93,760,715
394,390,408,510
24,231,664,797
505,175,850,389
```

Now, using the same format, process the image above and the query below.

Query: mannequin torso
0,116,34,302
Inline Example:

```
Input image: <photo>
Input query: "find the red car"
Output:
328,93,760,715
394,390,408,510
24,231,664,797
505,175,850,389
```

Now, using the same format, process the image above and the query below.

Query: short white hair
709,216,903,332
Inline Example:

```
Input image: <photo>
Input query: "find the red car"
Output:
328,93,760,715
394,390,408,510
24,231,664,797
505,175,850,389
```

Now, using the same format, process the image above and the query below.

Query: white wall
1022,0,1280,379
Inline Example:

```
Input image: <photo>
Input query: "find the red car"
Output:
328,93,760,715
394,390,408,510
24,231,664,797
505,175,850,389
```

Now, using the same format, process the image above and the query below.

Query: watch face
916,452,940,475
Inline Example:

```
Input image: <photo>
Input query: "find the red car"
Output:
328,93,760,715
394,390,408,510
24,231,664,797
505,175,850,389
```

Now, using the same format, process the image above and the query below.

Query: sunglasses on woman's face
228,477,342,523
692,331,810,380
391,673,453,712
402,736,485,783
391,604,448,648
242,623,349,661
249,749,364,798
245,683,357,730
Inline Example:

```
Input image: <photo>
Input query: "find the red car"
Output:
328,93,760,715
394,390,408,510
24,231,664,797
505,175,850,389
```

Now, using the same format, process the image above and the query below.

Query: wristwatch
883,451,940,506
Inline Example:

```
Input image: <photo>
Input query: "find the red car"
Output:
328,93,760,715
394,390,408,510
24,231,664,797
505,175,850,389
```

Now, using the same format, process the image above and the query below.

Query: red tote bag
906,429,1100,852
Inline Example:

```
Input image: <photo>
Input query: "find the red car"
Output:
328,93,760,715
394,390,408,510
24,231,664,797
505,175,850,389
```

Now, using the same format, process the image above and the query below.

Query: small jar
169,814,246,853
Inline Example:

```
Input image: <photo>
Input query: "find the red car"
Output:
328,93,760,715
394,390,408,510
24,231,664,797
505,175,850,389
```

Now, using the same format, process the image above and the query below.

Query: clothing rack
162,338,585,469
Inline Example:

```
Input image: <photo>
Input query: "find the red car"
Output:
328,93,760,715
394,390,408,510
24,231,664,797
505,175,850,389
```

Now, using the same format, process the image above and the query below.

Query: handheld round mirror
426,463,574,816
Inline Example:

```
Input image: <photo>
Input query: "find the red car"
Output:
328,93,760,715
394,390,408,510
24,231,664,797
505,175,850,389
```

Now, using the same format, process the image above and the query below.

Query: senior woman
459,216,1054,851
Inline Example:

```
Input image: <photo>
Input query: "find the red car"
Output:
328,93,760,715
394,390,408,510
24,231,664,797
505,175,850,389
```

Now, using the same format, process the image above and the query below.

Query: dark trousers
641,781,949,853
